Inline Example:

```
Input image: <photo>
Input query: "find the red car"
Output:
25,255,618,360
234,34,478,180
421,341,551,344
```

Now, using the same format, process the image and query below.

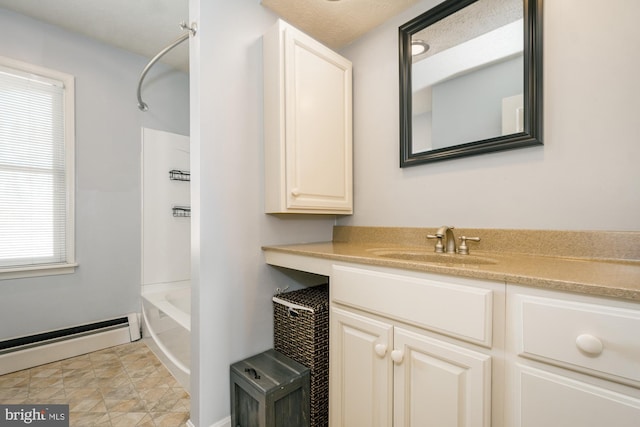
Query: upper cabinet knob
291,188,300,197
576,334,604,356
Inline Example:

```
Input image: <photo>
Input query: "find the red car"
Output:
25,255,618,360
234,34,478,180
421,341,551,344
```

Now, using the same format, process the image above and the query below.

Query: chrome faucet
427,226,457,253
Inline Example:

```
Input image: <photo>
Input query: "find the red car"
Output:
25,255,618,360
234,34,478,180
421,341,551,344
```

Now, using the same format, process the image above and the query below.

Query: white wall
338,0,640,231
189,1,335,425
0,8,189,340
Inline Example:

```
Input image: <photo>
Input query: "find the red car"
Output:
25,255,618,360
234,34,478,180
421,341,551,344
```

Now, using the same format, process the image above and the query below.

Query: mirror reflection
399,0,543,166
411,0,523,152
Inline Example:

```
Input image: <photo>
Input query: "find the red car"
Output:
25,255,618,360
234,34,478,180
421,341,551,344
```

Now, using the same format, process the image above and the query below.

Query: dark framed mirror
399,0,542,167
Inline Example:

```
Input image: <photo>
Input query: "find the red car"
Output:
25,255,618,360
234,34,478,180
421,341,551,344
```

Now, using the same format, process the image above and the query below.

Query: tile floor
0,341,190,426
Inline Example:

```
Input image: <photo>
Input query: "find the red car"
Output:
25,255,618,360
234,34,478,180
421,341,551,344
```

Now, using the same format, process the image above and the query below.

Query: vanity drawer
515,294,640,383
331,265,494,347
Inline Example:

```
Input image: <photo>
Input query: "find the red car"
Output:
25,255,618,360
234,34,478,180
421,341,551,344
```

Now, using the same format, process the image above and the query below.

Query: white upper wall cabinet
264,19,353,214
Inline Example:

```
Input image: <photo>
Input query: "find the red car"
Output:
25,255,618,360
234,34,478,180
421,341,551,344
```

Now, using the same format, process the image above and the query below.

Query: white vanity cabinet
330,306,393,426
506,285,640,427
263,19,353,214
330,265,502,427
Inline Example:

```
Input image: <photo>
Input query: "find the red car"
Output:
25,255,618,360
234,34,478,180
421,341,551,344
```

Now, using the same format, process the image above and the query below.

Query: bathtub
142,281,190,389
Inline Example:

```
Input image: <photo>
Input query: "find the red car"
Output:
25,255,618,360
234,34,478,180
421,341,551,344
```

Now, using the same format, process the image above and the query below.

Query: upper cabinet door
264,19,353,214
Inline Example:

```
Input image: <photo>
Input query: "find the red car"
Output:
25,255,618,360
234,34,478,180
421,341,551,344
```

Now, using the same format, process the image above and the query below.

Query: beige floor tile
123,362,160,376
152,411,191,427
139,387,169,404
114,342,145,354
0,387,28,399
94,366,127,378
66,387,103,401
104,398,147,413
30,361,62,375
1,398,28,404
0,342,190,426
132,374,174,390
69,398,107,413
0,376,30,388
109,411,150,426
0,369,29,380
133,413,157,427
94,372,131,389
61,358,93,370
30,366,62,378
171,397,190,413
100,384,139,401
23,397,69,406
63,374,98,388
29,375,65,389
69,411,111,426
28,386,66,400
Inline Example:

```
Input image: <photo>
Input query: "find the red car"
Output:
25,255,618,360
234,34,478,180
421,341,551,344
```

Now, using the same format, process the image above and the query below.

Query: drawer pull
374,344,387,358
391,349,404,364
576,334,604,356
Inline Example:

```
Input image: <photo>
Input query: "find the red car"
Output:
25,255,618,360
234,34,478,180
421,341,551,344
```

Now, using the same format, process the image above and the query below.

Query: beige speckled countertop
263,226,640,302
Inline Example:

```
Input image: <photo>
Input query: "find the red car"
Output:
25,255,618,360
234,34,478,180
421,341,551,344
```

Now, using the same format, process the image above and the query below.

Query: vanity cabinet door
330,306,492,427
393,327,491,427
330,306,393,427
263,19,353,214
506,285,640,427
514,365,640,427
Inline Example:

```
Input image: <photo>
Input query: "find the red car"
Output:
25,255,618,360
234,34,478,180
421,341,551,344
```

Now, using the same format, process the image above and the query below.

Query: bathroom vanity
262,226,640,427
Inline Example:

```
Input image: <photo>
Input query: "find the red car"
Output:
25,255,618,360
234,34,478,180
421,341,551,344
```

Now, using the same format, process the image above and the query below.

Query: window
0,56,75,279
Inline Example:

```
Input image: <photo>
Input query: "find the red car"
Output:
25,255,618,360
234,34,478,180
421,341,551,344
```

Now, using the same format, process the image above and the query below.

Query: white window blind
0,58,75,273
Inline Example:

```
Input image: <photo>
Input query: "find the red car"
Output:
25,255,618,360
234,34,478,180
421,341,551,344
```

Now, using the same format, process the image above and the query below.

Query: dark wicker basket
273,284,329,427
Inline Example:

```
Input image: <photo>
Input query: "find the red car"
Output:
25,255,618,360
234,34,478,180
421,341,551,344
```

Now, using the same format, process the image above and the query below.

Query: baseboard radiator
0,313,141,376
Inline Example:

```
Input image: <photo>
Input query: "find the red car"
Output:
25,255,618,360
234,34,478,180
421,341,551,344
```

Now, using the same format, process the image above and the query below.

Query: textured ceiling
261,0,421,49
413,0,522,60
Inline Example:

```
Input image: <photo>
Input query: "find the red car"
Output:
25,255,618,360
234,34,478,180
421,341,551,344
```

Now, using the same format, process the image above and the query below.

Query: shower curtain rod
137,22,196,112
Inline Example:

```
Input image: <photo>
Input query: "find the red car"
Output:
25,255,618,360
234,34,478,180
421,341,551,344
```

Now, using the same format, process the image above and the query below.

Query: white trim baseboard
0,327,132,375
184,415,230,427
210,416,231,427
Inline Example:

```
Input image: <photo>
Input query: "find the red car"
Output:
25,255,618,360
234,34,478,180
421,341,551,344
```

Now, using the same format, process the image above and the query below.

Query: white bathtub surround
142,281,191,390
141,127,191,391
141,127,191,287
142,282,191,331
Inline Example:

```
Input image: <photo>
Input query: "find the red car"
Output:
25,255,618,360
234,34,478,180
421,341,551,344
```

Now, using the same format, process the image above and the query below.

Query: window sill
0,263,78,280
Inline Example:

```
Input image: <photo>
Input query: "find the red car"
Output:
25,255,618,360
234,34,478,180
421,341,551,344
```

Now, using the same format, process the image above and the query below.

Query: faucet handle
458,236,480,255
427,234,444,253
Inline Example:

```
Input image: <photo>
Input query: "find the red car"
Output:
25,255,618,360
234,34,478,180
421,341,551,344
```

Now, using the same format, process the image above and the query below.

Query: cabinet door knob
291,188,300,197
374,344,387,357
576,334,603,356
391,349,404,364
